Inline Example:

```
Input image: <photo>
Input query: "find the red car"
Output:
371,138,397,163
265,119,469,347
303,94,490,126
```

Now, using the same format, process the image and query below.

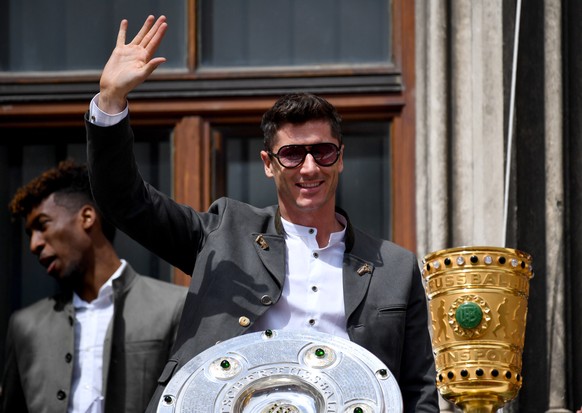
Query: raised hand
98,15,168,114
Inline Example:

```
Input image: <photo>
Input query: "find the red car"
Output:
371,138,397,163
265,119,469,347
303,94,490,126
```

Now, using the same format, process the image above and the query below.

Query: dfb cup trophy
422,246,533,413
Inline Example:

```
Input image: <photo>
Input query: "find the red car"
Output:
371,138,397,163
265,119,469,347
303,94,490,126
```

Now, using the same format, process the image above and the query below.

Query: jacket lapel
251,233,287,288
103,264,137,400
343,254,375,320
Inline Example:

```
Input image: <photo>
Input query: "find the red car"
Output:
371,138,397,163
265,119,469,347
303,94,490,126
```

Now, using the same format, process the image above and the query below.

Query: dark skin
24,193,121,302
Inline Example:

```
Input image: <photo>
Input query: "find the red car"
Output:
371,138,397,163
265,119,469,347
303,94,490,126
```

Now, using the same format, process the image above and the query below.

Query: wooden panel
390,0,416,251
172,116,211,286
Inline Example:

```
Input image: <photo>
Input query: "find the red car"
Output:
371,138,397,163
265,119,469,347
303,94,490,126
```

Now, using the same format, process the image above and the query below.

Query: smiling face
24,193,93,283
261,120,344,225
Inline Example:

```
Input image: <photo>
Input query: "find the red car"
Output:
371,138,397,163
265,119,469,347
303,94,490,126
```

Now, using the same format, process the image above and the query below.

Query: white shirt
68,260,126,413
251,215,349,339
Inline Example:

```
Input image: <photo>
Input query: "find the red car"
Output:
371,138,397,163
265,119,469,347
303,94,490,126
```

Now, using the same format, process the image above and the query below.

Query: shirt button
65,353,73,363
313,252,319,258
309,319,316,326
260,295,273,306
239,316,251,327
311,286,318,292
56,390,67,400
309,228,315,234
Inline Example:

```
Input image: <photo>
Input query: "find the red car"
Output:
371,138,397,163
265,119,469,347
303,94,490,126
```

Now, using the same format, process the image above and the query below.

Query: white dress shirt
251,215,349,339
68,260,126,413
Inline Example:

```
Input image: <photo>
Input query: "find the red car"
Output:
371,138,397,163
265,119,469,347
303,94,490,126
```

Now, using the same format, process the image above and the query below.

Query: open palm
99,15,167,113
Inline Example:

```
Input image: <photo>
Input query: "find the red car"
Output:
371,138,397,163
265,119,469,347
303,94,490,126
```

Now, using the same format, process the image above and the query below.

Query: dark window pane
0,0,186,72
222,121,391,239
199,0,391,68
225,136,276,207
338,122,391,239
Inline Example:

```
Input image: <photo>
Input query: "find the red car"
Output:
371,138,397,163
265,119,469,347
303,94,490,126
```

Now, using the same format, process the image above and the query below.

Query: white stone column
416,0,505,257
416,0,450,257
543,1,569,412
415,5,452,410
449,0,505,246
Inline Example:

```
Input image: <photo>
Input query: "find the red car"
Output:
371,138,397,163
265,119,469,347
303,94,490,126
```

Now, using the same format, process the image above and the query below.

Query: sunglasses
268,143,342,168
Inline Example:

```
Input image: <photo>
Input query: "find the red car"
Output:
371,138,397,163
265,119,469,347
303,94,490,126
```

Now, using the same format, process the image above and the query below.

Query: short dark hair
261,93,342,151
9,160,116,242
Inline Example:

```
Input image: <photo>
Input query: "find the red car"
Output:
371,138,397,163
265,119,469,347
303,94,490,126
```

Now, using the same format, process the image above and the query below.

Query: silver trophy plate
156,330,402,413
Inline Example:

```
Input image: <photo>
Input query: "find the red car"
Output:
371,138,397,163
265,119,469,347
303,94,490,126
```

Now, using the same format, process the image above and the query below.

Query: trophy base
455,395,505,413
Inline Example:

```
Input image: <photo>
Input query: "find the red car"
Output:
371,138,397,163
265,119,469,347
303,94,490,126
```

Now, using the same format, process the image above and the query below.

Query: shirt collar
73,259,127,308
281,214,346,246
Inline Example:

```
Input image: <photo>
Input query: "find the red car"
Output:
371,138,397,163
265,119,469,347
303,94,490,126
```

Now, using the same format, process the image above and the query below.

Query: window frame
0,0,404,100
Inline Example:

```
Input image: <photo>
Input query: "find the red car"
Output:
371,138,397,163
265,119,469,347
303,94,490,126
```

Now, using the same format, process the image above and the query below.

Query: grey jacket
86,116,439,412
0,263,187,413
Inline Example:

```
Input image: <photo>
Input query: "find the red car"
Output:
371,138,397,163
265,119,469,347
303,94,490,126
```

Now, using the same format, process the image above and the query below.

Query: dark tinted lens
277,145,308,167
274,143,340,168
311,143,339,166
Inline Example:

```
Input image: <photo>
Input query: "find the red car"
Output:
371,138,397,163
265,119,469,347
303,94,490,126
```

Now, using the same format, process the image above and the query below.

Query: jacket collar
51,263,138,310
112,263,138,299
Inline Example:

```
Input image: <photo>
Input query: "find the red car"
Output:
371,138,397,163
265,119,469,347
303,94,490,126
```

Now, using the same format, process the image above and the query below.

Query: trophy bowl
422,246,533,413
155,329,403,413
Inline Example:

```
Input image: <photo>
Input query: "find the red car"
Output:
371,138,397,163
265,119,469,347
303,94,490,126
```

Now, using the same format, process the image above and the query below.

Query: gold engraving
432,299,451,343
427,271,529,296
220,365,340,413
435,347,520,367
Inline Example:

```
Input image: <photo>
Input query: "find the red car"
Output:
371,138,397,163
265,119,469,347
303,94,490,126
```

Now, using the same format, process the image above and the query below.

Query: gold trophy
422,246,533,413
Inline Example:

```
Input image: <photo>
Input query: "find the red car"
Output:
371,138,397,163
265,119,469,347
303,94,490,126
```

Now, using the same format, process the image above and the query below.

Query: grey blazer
0,264,187,413
86,116,439,413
